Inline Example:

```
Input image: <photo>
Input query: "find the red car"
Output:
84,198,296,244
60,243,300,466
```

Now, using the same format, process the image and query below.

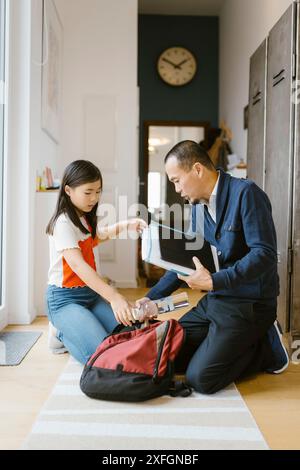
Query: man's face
165,156,204,205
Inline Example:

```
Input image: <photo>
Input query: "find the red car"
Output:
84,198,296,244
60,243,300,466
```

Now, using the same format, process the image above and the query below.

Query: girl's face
65,180,102,215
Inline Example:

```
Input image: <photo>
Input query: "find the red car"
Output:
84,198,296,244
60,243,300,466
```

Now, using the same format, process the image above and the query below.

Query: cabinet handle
273,69,285,80
273,76,285,87
252,90,262,106
273,69,285,87
253,91,261,100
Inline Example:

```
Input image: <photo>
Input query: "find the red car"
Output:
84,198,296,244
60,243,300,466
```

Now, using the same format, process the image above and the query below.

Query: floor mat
0,331,42,366
22,358,268,450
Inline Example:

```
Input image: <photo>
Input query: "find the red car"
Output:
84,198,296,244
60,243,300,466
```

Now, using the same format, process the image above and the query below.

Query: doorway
138,120,209,286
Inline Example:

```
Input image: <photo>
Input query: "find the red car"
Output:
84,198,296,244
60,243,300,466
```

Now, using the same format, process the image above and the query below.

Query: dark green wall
138,14,219,204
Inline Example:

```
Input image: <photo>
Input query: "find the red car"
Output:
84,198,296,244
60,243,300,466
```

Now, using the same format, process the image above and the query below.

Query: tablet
142,221,216,276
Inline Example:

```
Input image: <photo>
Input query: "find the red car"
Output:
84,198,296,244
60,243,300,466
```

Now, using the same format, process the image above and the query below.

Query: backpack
80,319,192,402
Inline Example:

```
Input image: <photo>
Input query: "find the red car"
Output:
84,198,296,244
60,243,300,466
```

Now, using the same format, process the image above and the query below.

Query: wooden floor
0,288,300,450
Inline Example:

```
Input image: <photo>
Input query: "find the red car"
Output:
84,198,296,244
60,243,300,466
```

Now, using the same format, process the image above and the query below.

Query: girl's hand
97,219,147,241
126,218,148,234
110,293,136,326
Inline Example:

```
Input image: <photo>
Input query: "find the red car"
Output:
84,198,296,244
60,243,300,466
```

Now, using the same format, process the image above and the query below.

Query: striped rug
22,358,268,450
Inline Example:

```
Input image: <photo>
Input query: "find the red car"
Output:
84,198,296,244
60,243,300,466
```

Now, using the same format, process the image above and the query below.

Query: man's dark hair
164,140,215,171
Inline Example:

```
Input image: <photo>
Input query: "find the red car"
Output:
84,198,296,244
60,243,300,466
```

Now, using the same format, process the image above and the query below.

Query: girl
46,160,147,365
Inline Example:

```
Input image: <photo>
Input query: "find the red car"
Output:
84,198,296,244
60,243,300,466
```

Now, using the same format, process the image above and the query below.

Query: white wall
219,0,293,162
31,0,63,177
5,0,60,325
3,0,138,325
55,0,139,288
35,0,139,316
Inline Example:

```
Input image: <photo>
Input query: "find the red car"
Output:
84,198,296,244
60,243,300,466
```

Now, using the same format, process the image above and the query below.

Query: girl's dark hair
46,160,103,239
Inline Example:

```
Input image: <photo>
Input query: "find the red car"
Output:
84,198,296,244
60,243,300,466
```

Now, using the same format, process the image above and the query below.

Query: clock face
157,47,197,86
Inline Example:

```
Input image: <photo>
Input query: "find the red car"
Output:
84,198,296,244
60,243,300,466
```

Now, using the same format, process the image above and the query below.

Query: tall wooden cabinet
247,2,300,346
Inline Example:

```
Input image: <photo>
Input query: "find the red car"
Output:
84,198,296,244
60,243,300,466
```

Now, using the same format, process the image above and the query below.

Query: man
140,140,289,395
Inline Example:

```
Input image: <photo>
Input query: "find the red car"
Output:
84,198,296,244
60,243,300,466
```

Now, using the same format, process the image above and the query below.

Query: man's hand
177,257,213,292
135,297,158,320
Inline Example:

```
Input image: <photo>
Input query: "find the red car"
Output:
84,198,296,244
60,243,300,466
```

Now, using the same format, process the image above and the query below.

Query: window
0,0,6,306
147,172,161,212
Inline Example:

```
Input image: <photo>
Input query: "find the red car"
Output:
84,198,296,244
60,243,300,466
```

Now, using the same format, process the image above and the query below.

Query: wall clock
157,46,197,86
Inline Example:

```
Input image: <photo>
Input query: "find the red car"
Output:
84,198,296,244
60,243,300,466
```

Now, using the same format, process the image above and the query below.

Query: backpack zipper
152,321,170,383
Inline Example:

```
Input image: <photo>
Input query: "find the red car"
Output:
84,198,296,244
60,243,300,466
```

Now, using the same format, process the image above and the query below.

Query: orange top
48,213,101,288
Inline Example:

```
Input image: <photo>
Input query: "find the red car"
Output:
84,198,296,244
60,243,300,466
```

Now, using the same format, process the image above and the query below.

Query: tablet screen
158,224,216,274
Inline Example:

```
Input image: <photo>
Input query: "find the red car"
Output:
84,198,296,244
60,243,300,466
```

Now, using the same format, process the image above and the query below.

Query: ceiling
138,0,225,17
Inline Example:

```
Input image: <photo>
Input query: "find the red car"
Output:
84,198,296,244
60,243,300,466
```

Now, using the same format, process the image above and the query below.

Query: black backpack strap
169,380,193,398
111,319,160,336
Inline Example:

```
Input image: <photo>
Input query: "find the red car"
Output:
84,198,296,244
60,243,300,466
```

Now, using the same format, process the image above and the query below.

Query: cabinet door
291,3,300,340
265,4,296,330
247,39,267,190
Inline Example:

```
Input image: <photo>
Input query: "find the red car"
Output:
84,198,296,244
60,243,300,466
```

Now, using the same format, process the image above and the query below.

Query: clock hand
162,57,178,68
175,58,191,68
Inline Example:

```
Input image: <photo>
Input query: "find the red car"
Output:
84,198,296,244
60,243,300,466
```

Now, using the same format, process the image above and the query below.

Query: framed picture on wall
41,0,63,144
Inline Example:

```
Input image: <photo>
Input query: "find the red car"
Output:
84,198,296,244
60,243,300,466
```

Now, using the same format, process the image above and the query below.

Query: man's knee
186,367,223,395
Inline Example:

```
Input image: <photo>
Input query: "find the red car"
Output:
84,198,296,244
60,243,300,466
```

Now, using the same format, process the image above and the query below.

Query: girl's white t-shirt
48,213,101,288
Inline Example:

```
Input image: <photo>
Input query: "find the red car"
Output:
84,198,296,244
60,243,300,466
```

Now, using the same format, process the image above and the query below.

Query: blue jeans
46,285,119,365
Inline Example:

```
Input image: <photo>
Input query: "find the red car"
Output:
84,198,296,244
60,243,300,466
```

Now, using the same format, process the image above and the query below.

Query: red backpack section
80,319,190,402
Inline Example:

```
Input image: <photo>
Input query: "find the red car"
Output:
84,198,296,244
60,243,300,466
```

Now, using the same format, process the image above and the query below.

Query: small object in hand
155,292,189,313
131,301,158,322
132,293,189,322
